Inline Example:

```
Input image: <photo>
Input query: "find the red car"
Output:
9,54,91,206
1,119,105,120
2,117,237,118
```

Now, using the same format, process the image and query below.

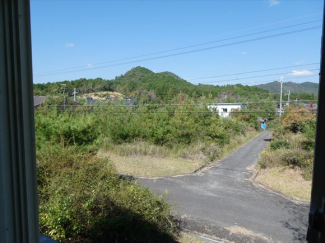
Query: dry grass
255,167,311,200
98,151,203,177
226,226,270,242
98,131,260,177
178,232,205,243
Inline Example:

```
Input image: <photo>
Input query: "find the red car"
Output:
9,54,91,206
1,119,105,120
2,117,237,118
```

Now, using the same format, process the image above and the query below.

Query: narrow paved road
140,132,309,243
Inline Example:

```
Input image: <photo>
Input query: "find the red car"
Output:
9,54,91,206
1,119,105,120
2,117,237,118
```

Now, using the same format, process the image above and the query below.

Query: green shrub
270,140,290,150
302,140,315,151
38,145,179,243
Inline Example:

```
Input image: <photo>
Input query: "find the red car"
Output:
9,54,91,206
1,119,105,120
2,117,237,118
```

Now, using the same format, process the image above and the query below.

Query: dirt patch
80,91,125,101
179,231,234,243
254,167,311,200
178,232,205,243
226,226,271,242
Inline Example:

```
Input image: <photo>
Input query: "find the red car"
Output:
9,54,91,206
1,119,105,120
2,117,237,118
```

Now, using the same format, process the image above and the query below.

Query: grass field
99,131,260,177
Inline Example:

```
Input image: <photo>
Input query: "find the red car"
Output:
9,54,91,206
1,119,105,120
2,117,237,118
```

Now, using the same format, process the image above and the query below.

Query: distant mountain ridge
34,66,316,102
255,81,319,94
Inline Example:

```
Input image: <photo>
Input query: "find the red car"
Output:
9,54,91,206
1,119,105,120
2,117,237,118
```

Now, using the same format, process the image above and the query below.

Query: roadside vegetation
256,105,316,200
38,145,178,242
35,94,261,242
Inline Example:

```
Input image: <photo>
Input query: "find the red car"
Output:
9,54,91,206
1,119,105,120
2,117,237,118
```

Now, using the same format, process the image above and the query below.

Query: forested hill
256,81,319,94
34,66,295,103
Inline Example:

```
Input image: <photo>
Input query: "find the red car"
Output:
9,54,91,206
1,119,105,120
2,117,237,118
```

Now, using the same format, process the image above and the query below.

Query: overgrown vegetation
35,101,257,159
259,105,316,181
36,94,262,242
37,145,179,242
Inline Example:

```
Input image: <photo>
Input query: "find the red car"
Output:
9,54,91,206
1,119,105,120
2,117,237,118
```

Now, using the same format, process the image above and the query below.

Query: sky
31,0,323,86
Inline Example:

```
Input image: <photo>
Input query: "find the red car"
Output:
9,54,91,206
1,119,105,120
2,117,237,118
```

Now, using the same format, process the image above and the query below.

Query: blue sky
31,0,323,86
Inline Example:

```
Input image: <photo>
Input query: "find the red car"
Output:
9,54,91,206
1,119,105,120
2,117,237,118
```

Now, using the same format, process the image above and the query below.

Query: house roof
33,96,48,107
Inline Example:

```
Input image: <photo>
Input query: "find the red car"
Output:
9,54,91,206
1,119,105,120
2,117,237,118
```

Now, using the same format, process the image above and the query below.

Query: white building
207,103,245,118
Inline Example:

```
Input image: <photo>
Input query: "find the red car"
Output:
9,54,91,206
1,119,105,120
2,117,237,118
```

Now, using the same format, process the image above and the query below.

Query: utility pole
61,84,66,110
279,76,284,116
73,88,77,102
286,90,291,106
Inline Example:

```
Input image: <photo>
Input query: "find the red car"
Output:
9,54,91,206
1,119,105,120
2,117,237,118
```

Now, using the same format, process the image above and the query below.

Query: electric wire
188,63,319,81
35,20,321,76
34,26,321,77
195,69,319,84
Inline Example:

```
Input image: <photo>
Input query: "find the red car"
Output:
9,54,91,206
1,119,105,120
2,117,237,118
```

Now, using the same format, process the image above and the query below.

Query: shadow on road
281,201,309,242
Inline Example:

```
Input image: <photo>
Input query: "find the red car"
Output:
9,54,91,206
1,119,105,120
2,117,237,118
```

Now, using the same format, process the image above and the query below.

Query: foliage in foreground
37,145,179,243
259,105,316,180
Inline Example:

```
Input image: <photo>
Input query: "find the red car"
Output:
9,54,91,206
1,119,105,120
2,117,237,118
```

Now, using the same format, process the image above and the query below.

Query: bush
259,148,314,180
35,111,102,150
270,140,290,150
38,145,179,243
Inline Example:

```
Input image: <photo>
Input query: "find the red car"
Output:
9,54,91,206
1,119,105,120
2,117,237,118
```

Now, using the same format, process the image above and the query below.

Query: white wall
207,104,242,117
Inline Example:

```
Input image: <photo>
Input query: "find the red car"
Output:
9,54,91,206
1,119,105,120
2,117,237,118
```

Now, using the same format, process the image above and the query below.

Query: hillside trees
34,66,276,104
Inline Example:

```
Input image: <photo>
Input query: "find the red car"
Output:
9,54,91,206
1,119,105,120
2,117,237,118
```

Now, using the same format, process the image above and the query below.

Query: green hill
34,66,273,103
256,81,319,94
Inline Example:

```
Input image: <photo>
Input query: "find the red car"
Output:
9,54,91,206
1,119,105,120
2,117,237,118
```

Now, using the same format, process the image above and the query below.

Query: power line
38,109,317,115
34,26,321,77
44,100,317,108
35,20,321,76
188,63,319,81
35,62,320,87
198,69,319,84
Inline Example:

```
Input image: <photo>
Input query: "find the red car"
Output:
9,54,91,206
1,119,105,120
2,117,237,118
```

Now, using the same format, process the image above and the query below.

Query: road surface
139,132,309,243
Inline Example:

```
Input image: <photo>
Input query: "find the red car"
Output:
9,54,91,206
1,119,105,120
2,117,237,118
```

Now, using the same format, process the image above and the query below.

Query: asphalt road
139,132,309,243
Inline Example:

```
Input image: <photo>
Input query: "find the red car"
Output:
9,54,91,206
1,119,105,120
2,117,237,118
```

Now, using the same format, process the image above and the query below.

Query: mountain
256,81,319,94
34,66,271,102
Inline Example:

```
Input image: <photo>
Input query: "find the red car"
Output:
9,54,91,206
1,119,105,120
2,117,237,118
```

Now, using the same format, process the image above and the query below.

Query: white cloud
86,64,93,69
269,0,279,7
289,70,313,76
241,51,247,55
295,59,305,65
65,43,75,48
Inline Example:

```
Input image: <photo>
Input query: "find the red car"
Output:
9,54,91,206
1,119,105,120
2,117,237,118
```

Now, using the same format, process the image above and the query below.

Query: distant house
207,103,246,118
304,103,317,114
33,96,48,108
